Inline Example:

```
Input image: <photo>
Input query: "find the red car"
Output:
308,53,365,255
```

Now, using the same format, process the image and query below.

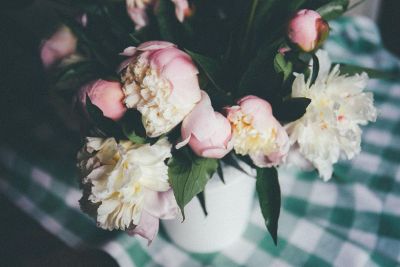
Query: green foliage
317,0,350,20
221,153,247,174
185,49,228,97
274,97,311,122
85,95,124,138
196,191,208,217
217,161,225,184
168,149,218,219
256,167,281,245
238,38,284,99
120,109,161,144
274,53,294,82
156,0,179,42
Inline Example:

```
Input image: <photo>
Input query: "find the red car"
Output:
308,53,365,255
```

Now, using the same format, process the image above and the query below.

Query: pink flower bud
78,79,127,121
40,26,77,68
126,1,149,30
120,41,201,137
177,91,232,159
170,0,190,22
126,0,190,30
288,9,329,52
226,96,289,167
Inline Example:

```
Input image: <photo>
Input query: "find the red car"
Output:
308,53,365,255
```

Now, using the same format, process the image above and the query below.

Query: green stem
241,0,259,53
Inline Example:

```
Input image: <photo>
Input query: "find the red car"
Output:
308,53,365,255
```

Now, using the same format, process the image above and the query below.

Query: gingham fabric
1,17,400,267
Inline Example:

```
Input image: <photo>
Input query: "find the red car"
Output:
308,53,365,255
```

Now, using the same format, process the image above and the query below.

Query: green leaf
217,161,225,184
275,97,311,122
221,153,247,174
196,191,208,217
86,95,123,137
53,61,101,91
256,167,281,245
168,149,218,219
120,110,147,144
238,38,284,97
338,64,400,80
317,0,349,20
274,53,293,82
122,126,146,144
156,0,178,42
310,54,320,86
185,49,226,96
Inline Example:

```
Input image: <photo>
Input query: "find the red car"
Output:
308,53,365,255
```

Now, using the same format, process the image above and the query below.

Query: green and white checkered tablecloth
1,17,400,266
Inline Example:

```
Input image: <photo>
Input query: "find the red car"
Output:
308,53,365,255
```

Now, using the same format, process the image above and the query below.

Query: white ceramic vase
162,164,256,253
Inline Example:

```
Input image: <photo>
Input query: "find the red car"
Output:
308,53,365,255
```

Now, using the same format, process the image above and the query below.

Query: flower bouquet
42,0,378,248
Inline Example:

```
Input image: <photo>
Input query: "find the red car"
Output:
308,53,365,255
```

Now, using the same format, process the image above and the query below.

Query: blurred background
0,0,399,266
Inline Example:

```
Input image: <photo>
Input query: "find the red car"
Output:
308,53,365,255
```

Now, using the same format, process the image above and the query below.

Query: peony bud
177,91,232,159
288,9,329,52
170,0,190,22
126,0,152,30
120,41,201,137
226,96,289,167
40,26,77,68
78,79,127,121
126,0,190,30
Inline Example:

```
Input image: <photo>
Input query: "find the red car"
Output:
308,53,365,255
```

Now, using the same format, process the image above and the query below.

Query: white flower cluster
78,137,172,230
287,50,377,180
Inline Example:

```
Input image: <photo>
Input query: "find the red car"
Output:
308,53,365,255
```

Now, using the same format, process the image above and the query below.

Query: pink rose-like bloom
226,96,289,167
170,0,190,22
128,189,178,244
177,91,232,159
78,79,127,121
120,41,201,137
126,0,189,30
288,9,329,52
40,26,77,68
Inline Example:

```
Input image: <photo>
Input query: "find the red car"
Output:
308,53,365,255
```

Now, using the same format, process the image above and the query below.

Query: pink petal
119,46,137,57
171,0,189,22
143,189,178,220
161,55,199,79
238,96,273,132
149,47,190,72
40,27,77,68
137,41,175,51
180,91,215,143
127,7,149,30
201,147,231,158
117,57,134,73
127,211,159,245
167,75,201,107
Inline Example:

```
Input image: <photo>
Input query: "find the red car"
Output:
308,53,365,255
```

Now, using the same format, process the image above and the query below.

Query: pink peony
120,41,201,137
78,79,127,121
177,91,232,159
226,96,289,167
128,189,178,244
40,26,77,68
287,9,329,52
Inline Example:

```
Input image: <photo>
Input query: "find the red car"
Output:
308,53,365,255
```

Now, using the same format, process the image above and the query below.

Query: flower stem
241,0,259,53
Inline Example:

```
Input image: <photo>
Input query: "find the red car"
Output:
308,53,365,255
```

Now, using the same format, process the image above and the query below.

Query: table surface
1,17,400,267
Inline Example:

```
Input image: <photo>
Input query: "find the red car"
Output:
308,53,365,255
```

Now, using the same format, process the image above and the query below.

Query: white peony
286,50,377,180
78,137,177,233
